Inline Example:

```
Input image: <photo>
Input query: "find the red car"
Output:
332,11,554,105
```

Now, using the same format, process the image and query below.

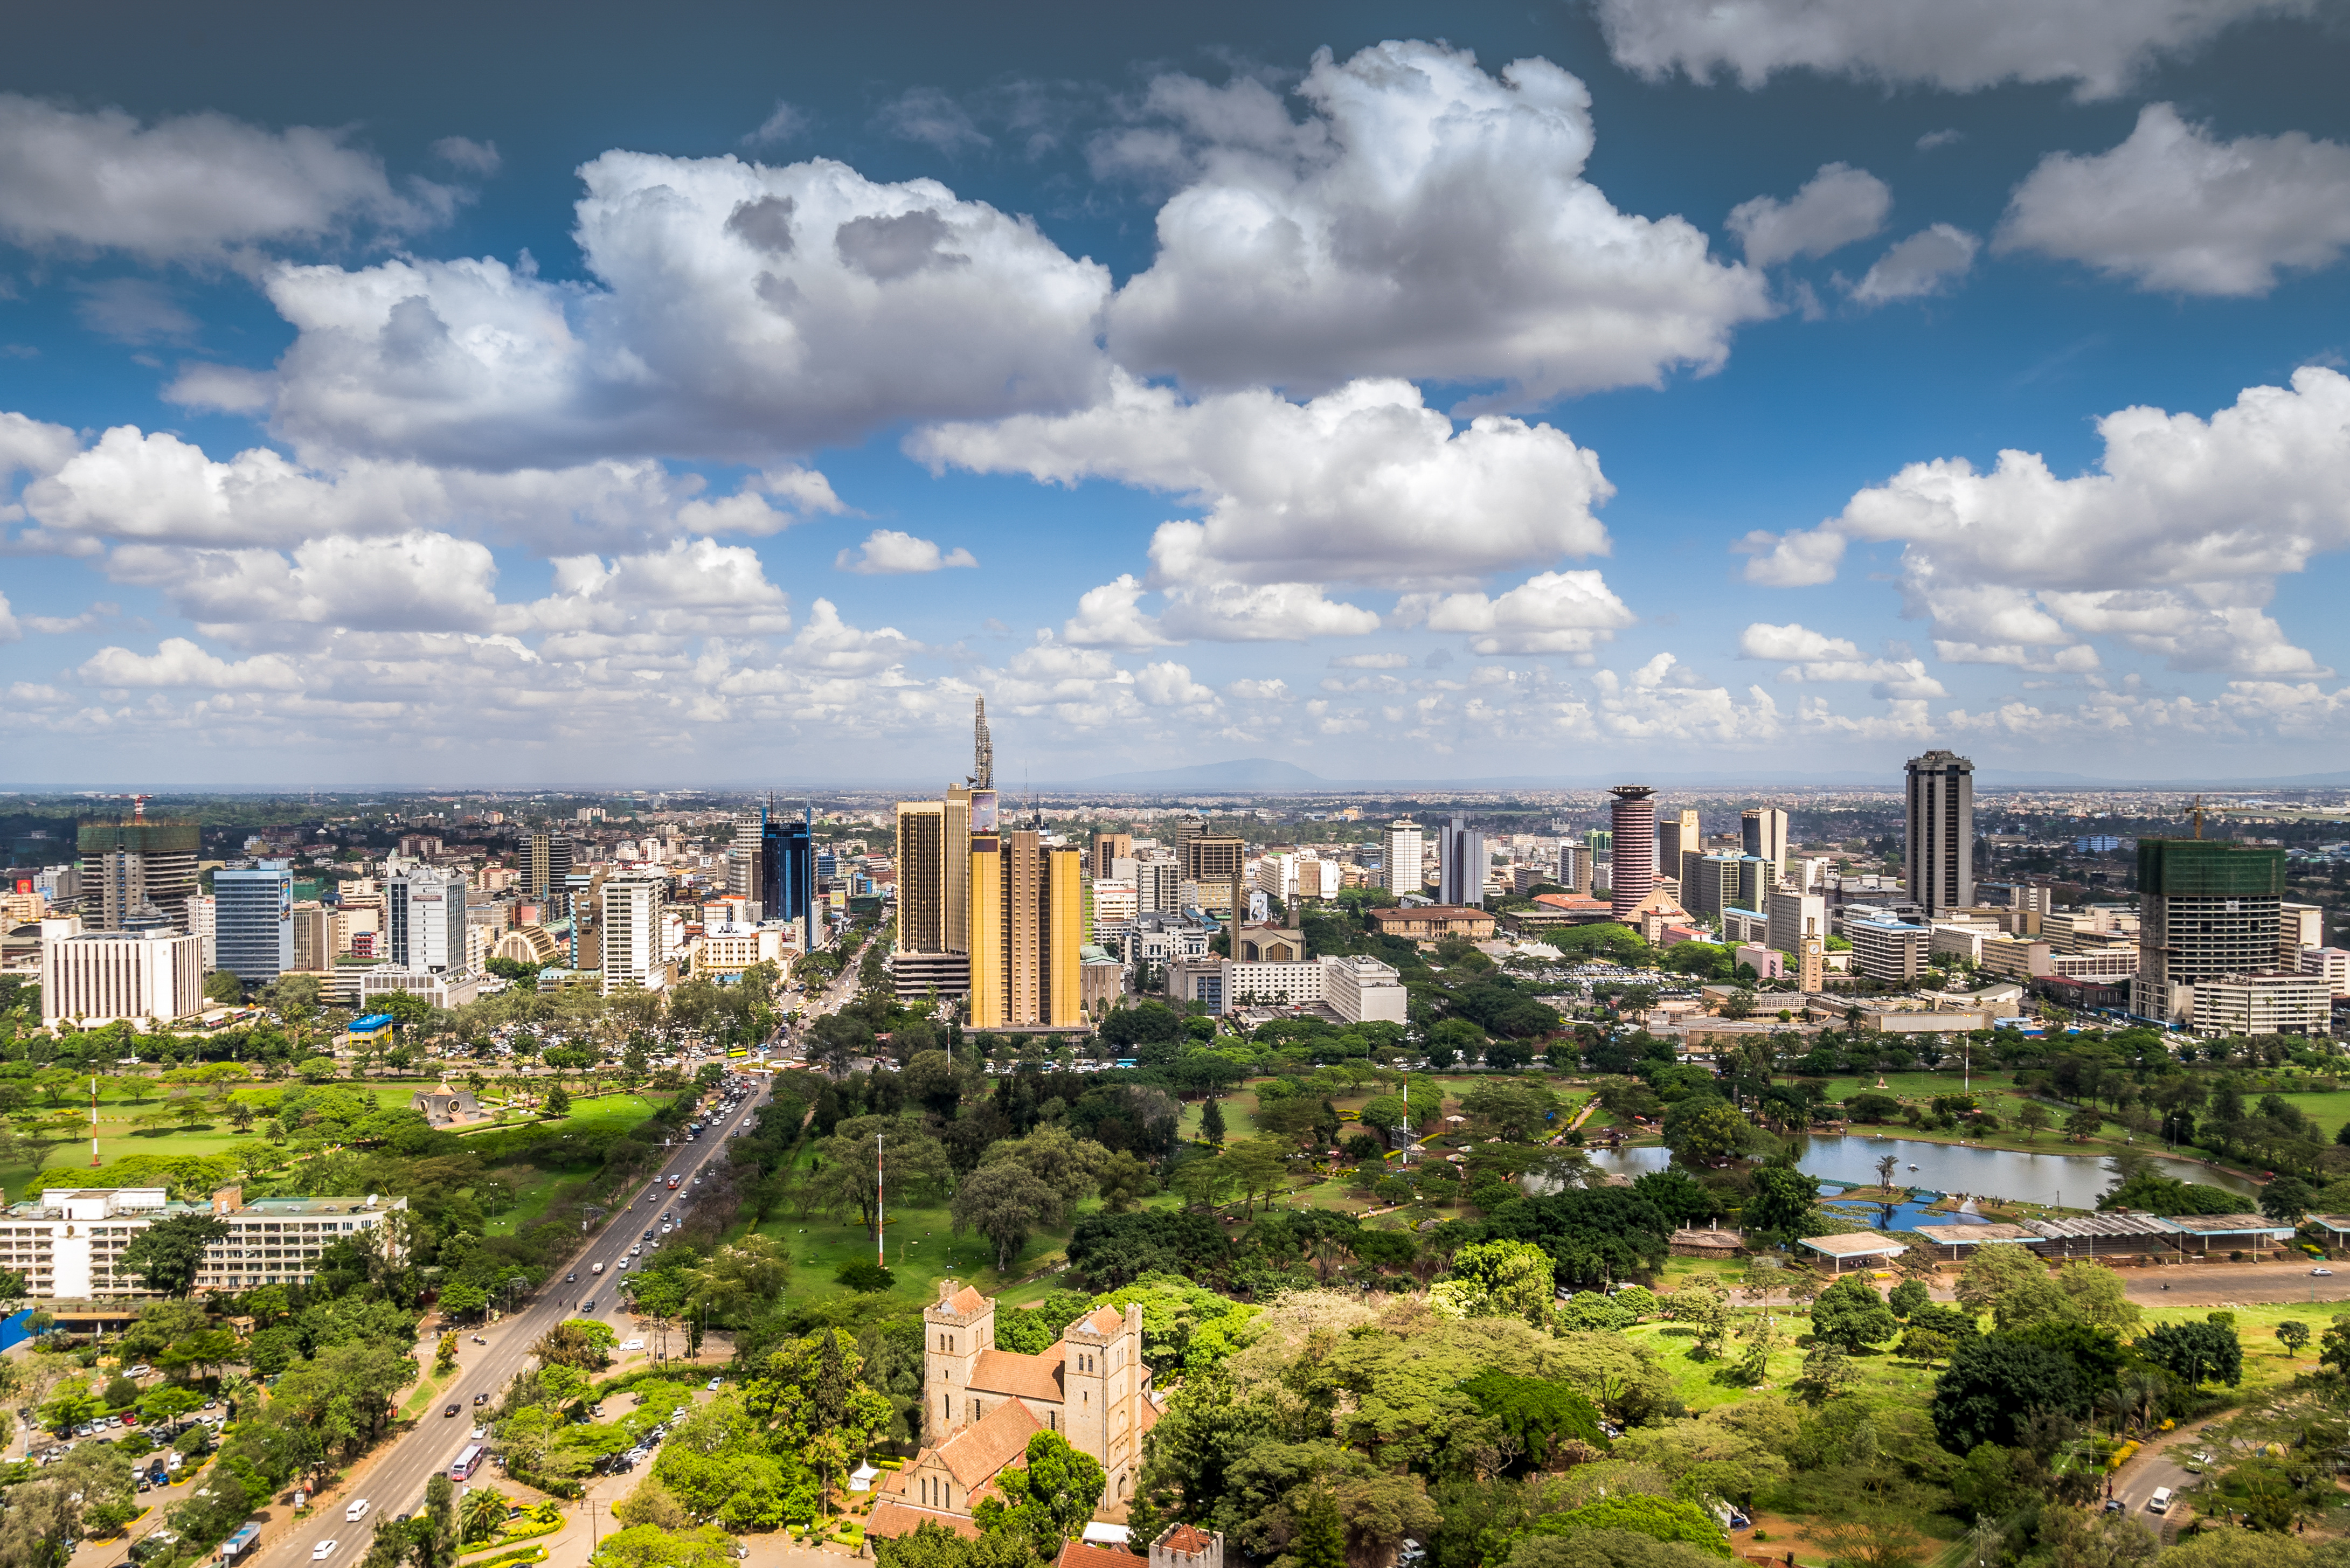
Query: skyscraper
897,800,947,953
2133,838,2286,1025
729,806,768,915
600,873,665,994
966,828,1082,1028
522,831,574,917
79,817,200,933
761,806,816,943
1657,808,1701,877
1092,832,1133,880
970,697,994,788
1903,750,1975,917
1182,834,1246,921
1382,818,1424,898
387,866,468,973
214,862,293,985
1608,786,1657,920
1741,808,1790,885
1436,815,1487,906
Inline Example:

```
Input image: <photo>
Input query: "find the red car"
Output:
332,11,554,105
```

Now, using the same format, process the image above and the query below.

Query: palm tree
1876,1154,1900,1191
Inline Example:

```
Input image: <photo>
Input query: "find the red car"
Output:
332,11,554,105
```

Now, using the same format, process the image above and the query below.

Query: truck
218,1523,262,1567
667,1174,682,1190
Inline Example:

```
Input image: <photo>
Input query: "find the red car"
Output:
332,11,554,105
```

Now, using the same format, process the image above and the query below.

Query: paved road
2108,1414,2222,1536
235,1075,775,1568
2119,1262,2350,1307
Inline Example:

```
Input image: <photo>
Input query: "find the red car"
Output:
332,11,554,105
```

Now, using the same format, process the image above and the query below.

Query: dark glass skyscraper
761,806,814,940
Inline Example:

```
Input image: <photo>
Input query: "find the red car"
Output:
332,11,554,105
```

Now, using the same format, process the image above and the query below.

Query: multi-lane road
232,1074,774,1568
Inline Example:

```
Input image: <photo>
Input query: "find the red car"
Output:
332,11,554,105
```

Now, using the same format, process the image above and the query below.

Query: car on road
126,1364,152,1377
443,1404,462,1418
581,1298,596,1312
313,1542,339,1560
2315,1268,2334,1276
705,1377,723,1391
566,1273,577,1283
472,1393,491,1406
620,1339,644,1351
346,1501,371,1524
643,1229,655,1240
2148,1488,2172,1514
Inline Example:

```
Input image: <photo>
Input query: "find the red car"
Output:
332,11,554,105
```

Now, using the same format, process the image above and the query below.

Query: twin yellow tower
895,698,1085,1029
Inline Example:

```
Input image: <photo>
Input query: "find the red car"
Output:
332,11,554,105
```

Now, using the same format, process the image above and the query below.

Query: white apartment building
2189,974,2333,1038
2299,947,2350,998
2052,947,2141,980
41,928,203,1030
1256,853,1342,903
387,866,468,973
2281,903,2327,967
1093,879,1139,943
1207,954,1408,1023
1223,958,1326,1010
0,1187,404,1300
358,966,481,1010
601,873,667,993
1382,820,1424,898
693,922,800,976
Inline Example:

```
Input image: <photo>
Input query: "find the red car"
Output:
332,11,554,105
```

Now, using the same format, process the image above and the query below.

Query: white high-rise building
1903,750,1974,918
601,874,666,994
1382,819,1424,898
1134,854,1182,915
1767,888,1827,958
188,893,217,970
387,866,468,973
1092,879,1138,942
1436,816,1486,906
1741,808,1790,885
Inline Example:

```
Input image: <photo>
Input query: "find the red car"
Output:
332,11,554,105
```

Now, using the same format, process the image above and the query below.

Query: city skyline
4,4,2350,785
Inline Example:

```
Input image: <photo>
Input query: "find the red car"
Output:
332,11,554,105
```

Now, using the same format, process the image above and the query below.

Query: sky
4,0,2350,788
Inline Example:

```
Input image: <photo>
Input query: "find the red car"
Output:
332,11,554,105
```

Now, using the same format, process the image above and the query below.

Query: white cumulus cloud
1099,39,1770,401
79,637,303,690
1392,571,1637,658
1743,367,2350,675
257,150,1112,466
1996,104,2350,296
0,94,461,261
834,529,977,574
1594,0,2311,100
913,372,1612,589
1849,224,1979,306
1728,163,1891,267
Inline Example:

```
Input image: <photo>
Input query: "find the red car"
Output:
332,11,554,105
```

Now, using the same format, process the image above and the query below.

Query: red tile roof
1159,1525,1217,1554
1058,1545,1141,1568
1082,1304,1124,1335
935,1397,1043,1489
868,1503,981,1541
969,1345,1066,1403
947,1285,990,1316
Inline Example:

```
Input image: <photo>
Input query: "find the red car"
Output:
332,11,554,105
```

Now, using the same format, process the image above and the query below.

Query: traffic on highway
223,1070,775,1568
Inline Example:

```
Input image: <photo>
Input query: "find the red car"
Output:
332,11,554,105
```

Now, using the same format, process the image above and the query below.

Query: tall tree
117,1214,229,1298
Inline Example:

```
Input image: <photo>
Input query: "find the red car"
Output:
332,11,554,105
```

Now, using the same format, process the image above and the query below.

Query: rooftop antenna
131,794,148,822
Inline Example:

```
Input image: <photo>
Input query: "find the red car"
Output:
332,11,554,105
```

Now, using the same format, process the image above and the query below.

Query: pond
1582,1133,2258,1210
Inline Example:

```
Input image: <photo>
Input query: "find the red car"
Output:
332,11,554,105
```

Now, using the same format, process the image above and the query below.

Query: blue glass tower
761,804,815,940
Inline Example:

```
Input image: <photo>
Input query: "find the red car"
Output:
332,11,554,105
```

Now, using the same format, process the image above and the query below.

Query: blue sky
4,0,2350,787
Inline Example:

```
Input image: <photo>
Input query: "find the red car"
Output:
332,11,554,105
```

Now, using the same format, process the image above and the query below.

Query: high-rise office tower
1182,834,1246,920
1382,819,1424,898
729,807,768,917
966,828,1082,1027
1657,809,1701,876
970,697,994,788
600,873,664,994
897,800,947,953
214,861,293,985
1134,854,1181,915
1683,853,1740,920
1741,808,1790,885
2133,838,2285,1025
1903,751,1975,917
1608,786,1657,920
1436,816,1487,906
387,866,468,973
79,816,200,933
522,831,574,917
1092,832,1133,881
761,805,816,942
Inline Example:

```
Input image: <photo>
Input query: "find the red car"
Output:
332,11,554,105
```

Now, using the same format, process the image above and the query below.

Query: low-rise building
1366,905,1495,942
2189,973,2333,1037
2300,946,2350,998
0,1186,406,1299
40,927,203,1030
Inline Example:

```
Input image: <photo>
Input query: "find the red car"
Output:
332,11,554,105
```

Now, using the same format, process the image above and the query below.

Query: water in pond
1581,1134,2257,1210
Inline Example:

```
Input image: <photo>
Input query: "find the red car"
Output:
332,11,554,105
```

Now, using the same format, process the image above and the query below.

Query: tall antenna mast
876,1130,886,1269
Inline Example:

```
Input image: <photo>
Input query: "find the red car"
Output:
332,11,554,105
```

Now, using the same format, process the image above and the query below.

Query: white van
345,1500,371,1524
2148,1489,2172,1515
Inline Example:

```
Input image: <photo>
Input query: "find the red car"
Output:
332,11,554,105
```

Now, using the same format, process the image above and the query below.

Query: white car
346,1501,370,1524
620,1339,646,1352
705,1377,724,1392
314,1542,340,1561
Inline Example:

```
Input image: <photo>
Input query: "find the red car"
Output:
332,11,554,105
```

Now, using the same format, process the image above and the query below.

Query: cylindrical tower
1608,786,1656,920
